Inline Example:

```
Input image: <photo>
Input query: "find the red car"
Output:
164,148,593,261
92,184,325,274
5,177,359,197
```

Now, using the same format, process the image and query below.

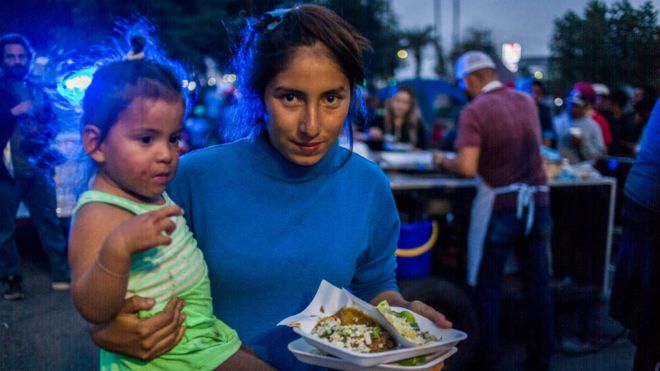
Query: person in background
608,89,637,157
531,80,556,147
86,6,452,370
610,98,660,371
632,85,657,108
433,50,553,371
0,33,70,300
574,82,612,149
632,86,658,151
554,88,606,163
592,83,612,119
369,85,428,149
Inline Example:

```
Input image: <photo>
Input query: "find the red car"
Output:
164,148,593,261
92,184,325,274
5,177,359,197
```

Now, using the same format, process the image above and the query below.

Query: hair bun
127,36,146,60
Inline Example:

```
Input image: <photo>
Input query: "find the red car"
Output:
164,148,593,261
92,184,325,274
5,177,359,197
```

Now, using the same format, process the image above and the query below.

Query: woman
369,85,428,149
89,5,451,370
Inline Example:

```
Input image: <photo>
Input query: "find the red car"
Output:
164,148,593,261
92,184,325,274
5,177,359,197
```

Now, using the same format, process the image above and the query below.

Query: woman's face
263,43,351,166
390,90,412,118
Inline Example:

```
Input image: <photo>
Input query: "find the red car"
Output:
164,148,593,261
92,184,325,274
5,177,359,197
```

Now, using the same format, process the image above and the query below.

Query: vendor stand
387,172,617,298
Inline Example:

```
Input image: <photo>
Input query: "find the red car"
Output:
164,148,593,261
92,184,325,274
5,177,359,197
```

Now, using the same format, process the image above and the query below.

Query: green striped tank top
74,191,240,370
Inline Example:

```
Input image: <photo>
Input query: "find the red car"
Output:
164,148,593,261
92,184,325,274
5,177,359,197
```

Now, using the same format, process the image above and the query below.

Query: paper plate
279,280,467,367
288,338,458,370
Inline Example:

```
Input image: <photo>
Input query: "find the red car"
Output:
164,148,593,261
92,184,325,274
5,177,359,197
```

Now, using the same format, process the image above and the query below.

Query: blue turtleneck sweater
168,133,400,370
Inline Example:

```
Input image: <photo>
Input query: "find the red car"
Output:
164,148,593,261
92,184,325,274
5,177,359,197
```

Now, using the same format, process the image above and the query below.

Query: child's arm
69,204,182,324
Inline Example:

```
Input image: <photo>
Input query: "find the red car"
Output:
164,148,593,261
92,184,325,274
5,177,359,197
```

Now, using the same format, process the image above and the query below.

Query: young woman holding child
88,5,452,370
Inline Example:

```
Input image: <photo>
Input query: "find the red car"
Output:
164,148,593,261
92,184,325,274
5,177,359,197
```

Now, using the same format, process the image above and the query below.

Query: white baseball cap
455,51,496,80
592,83,610,96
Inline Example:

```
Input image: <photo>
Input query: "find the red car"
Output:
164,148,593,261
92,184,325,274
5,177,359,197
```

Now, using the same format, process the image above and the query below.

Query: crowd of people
0,3,658,371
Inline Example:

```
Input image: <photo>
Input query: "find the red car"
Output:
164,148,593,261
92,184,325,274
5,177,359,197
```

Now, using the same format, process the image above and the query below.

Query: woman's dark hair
229,4,371,140
81,59,185,144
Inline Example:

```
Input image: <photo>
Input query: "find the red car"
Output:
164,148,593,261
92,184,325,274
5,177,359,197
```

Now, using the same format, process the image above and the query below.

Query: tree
1,0,404,83
449,27,497,61
550,0,660,91
447,27,497,78
433,40,448,79
400,26,435,78
316,0,402,82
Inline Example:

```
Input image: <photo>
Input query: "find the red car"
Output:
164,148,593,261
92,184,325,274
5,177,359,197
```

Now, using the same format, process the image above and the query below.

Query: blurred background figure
632,85,658,154
0,33,70,301
369,85,428,149
574,82,612,150
554,87,606,163
608,89,637,157
531,80,556,148
610,98,660,371
593,83,612,118
434,50,553,371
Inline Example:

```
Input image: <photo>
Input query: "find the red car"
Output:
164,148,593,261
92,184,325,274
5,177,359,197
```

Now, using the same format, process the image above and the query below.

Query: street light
397,49,409,59
502,42,522,73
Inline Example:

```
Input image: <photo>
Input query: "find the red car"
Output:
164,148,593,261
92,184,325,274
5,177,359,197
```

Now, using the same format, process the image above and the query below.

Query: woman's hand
90,296,186,361
368,127,384,140
406,300,453,329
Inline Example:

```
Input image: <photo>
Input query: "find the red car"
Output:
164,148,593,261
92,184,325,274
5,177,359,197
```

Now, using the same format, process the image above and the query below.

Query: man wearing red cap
433,50,553,371
574,82,612,148
554,87,607,163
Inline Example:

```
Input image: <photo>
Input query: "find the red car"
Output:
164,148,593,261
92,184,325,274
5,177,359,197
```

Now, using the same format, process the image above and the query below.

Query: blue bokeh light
57,67,96,105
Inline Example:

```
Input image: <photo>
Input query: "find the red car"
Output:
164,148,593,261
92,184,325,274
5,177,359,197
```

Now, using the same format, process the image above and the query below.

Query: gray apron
467,176,549,286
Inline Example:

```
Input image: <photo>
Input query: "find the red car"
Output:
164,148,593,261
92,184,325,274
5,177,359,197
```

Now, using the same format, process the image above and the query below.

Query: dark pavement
1,223,637,371
0,227,97,371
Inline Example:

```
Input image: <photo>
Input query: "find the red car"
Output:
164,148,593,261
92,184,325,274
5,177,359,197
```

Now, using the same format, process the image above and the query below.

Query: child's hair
76,58,186,195
229,4,371,141
81,59,185,145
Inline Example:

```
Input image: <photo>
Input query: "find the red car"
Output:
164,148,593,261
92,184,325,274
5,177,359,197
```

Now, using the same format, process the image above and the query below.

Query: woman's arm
90,296,187,361
69,204,181,324
370,290,453,329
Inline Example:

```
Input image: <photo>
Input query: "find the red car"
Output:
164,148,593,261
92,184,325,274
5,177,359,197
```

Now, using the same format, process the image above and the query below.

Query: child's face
263,43,350,166
93,97,184,204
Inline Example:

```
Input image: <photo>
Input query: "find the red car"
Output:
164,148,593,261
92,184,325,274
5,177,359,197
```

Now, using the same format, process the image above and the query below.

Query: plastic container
396,221,438,279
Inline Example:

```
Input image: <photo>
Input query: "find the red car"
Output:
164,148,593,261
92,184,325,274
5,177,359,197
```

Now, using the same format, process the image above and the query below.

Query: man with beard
432,51,554,371
0,33,69,300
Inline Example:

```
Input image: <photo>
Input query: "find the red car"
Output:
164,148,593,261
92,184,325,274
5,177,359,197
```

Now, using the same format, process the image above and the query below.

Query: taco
312,307,397,353
376,301,438,345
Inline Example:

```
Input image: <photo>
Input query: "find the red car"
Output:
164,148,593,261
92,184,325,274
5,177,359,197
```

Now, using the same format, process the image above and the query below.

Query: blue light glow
57,67,96,105
608,159,619,171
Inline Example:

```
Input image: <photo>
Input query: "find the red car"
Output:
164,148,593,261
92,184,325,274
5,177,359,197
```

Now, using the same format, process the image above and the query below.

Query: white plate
280,280,467,367
378,151,434,170
294,318,465,367
288,338,458,370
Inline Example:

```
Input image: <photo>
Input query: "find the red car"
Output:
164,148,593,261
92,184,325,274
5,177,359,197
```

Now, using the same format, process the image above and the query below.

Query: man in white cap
433,50,554,371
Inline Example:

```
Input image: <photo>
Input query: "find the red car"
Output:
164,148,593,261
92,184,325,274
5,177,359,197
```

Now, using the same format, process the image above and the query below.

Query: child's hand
107,205,183,256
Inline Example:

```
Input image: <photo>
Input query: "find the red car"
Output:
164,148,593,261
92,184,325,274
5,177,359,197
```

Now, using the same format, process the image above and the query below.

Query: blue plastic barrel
396,221,438,279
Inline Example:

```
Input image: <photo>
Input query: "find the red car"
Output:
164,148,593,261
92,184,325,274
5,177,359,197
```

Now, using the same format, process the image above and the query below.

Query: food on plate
377,301,438,345
311,307,396,353
396,355,428,366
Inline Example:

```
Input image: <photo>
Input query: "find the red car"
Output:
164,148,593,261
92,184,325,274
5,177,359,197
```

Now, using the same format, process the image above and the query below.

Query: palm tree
401,26,436,78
